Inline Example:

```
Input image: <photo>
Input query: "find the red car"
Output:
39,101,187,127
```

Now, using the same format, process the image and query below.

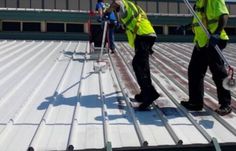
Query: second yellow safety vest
192,0,229,48
120,0,156,48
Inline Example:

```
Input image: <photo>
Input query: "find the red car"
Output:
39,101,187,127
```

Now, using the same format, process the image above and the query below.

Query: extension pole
99,21,108,61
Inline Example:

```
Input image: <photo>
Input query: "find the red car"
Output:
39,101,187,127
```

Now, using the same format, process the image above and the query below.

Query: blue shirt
96,2,116,21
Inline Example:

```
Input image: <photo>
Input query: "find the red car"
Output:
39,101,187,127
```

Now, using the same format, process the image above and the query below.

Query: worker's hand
209,33,220,47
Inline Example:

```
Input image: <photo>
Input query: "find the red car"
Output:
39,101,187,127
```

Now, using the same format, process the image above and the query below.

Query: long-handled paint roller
183,0,236,91
94,21,109,73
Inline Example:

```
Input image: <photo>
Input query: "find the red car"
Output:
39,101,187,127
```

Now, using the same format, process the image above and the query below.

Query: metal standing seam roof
0,40,235,151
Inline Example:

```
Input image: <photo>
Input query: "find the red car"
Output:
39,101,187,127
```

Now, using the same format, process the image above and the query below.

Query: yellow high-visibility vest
192,0,229,48
120,0,156,48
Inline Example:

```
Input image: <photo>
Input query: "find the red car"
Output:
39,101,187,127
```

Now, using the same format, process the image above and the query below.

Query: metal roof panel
0,40,235,151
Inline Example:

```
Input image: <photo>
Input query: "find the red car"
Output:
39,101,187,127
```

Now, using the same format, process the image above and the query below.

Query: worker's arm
214,14,229,34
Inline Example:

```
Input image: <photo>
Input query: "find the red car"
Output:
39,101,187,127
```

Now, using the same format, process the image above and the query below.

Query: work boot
136,103,152,111
181,101,203,111
215,105,232,116
133,87,160,103
137,89,160,111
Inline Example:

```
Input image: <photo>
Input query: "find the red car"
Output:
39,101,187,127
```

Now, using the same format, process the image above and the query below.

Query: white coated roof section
0,40,235,151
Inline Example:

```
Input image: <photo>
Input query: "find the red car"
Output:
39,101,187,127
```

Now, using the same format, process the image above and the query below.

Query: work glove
209,33,220,47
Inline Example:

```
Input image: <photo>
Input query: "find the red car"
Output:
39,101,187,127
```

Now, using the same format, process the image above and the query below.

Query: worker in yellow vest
105,0,159,111
181,0,232,116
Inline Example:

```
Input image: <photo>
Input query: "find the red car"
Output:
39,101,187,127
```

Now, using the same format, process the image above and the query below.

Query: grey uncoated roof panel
0,40,235,151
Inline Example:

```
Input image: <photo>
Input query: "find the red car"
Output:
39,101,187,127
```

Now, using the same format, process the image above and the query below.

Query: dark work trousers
101,22,115,51
188,40,231,106
108,23,115,51
132,35,157,98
